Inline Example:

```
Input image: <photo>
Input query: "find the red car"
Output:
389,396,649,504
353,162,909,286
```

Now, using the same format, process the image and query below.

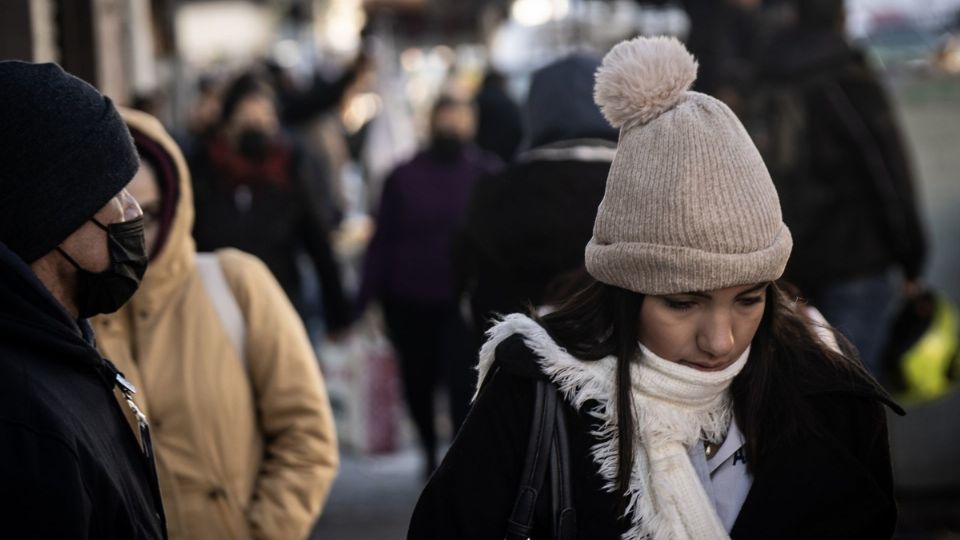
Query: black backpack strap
551,396,577,540
505,378,558,540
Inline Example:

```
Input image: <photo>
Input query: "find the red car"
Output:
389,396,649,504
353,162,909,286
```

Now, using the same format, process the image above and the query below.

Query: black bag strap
505,379,556,539
506,378,576,540
551,394,576,540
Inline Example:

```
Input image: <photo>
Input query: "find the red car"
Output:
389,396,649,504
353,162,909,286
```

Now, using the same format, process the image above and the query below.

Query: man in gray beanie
0,61,165,539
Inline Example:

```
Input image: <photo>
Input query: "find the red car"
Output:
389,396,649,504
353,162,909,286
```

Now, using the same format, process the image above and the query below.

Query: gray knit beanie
585,36,792,295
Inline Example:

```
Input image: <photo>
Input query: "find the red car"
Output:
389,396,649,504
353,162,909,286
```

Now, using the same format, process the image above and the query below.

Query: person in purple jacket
359,95,501,475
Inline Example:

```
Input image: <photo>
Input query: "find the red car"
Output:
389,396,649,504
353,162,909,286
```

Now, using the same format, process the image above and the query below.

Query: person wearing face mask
358,95,501,475
0,61,165,539
92,108,338,540
188,72,351,336
409,37,902,540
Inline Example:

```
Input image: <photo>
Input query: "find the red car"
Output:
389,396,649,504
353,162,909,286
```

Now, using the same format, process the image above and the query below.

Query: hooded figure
749,0,927,373
0,61,165,539
458,52,620,333
93,109,338,540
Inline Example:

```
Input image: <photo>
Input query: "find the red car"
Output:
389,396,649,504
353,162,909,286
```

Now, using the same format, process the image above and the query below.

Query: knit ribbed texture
633,342,746,540
586,37,792,294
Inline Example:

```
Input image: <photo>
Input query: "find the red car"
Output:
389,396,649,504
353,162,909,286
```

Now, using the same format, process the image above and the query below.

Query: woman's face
639,283,767,371
225,94,279,142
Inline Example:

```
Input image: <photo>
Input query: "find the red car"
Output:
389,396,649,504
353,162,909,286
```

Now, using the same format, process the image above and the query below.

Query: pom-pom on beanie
586,36,793,295
0,61,139,263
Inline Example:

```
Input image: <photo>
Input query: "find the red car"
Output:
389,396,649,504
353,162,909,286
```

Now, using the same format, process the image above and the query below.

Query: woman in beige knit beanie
409,36,902,540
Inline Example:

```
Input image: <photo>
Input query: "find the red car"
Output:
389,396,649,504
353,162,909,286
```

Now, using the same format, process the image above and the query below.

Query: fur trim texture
476,314,741,540
593,35,698,130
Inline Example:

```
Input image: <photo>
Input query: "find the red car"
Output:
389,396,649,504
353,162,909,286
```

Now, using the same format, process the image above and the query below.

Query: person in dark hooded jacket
458,52,620,334
0,61,166,539
749,0,927,373
474,70,525,163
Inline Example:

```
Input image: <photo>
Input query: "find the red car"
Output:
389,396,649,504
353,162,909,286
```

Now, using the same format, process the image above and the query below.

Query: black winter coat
0,242,167,539
457,140,614,332
409,334,902,540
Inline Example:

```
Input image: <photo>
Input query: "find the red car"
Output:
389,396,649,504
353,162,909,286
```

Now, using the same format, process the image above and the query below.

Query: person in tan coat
94,108,338,540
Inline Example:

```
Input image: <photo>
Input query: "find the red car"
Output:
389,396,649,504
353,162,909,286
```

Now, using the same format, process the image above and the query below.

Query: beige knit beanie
585,35,793,295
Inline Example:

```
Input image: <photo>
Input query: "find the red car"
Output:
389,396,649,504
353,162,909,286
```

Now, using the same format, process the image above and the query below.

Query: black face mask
430,134,466,161
57,217,149,319
238,129,271,161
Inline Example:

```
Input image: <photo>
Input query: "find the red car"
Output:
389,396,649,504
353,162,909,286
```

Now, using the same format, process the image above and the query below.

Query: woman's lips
678,359,733,372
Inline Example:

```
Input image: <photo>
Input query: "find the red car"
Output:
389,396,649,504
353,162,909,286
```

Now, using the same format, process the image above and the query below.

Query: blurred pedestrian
0,61,165,539
459,52,619,335
93,108,338,540
188,72,352,336
410,36,901,539
266,53,369,130
749,0,927,373
474,70,524,163
359,96,501,475
263,56,372,230
180,74,225,158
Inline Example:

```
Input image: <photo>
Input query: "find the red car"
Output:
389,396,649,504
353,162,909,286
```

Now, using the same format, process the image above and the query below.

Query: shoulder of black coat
493,333,552,382
792,349,904,415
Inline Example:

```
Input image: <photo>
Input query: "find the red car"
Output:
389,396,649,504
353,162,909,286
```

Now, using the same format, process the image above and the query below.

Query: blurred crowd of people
0,0,943,538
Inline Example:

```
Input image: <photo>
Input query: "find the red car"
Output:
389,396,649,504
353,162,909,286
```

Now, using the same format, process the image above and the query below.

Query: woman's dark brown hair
536,276,879,503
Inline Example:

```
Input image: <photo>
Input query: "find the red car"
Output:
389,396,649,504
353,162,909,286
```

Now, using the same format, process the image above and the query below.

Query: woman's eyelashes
663,297,697,311
662,295,765,311
736,295,765,308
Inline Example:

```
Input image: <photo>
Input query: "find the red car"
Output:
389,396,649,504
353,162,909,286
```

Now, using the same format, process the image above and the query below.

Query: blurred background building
3,0,960,538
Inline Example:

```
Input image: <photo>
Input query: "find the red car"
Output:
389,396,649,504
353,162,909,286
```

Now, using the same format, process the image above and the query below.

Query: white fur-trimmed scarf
476,314,748,540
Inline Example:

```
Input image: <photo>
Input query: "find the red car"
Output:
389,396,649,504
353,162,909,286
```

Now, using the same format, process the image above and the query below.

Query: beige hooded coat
94,109,338,540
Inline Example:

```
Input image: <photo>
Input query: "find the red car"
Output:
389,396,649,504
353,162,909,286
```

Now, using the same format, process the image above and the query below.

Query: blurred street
310,449,422,540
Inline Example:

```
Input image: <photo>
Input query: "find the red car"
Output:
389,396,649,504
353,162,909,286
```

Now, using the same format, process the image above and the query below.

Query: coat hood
117,108,197,313
525,52,619,148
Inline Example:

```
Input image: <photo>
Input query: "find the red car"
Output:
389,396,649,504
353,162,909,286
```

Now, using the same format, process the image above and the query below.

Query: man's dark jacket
457,53,620,333
755,28,927,293
459,142,614,332
409,334,903,540
0,241,167,539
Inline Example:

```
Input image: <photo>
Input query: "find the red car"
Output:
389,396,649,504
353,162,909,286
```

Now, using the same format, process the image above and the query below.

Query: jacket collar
516,139,618,165
0,241,103,367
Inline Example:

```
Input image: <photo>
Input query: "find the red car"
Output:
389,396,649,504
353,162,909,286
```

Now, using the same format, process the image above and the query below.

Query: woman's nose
697,310,736,359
